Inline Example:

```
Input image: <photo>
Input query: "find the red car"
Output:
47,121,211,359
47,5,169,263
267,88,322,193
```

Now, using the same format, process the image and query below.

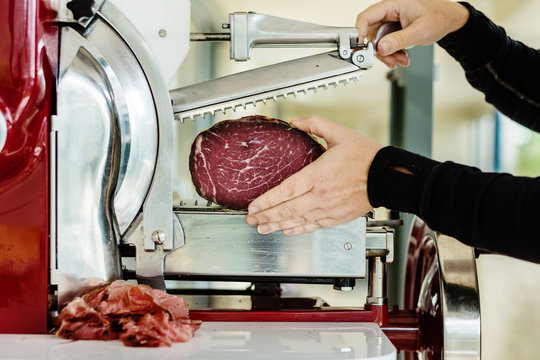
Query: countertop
0,322,396,360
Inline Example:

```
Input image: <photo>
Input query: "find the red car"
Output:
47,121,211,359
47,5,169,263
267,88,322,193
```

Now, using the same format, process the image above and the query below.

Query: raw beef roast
55,280,201,347
189,116,325,210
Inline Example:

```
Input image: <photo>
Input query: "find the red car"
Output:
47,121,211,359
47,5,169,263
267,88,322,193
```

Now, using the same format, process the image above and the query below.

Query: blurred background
169,1,540,358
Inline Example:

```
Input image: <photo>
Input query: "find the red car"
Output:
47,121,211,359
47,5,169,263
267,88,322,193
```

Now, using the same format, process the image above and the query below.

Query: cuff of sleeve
437,2,507,71
367,146,439,214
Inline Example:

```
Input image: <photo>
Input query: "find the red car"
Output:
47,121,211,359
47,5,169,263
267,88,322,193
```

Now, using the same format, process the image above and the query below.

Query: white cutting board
0,322,396,360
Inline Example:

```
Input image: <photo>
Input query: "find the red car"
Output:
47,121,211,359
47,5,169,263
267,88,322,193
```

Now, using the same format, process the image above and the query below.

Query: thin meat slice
189,115,325,210
55,298,116,341
119,313,197,347
55,280,200,347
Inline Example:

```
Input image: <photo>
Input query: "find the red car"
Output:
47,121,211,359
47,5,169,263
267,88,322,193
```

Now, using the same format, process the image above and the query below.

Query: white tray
0,322,396,360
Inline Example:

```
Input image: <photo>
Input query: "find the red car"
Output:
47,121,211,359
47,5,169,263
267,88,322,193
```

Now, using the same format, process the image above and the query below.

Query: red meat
189,116,325,210
55,280,200,347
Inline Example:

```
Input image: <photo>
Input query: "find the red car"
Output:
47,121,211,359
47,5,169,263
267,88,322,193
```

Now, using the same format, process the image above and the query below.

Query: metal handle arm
228,12,359,61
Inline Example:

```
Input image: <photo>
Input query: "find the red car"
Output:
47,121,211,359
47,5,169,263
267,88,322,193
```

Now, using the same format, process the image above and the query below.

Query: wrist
367,146,439,214
448,1,470,33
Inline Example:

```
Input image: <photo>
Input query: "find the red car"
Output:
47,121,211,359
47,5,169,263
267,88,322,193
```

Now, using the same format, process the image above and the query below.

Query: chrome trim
83,13,158,236
434,234,481,359
55,27,122,304
0,110,6,153
99,2,175,256
366,256,387,306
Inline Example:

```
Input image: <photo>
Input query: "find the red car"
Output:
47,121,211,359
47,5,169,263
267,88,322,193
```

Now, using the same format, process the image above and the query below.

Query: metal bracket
365,226,394,306
366,226,394,263
352,42,375,69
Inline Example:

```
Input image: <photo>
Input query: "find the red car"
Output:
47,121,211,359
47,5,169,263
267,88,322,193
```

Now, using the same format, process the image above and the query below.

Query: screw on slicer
151,230,166,245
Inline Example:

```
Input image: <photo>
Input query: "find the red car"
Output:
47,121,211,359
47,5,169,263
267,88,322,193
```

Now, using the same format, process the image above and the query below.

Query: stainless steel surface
351,42,375,68
170,51,368,121
99,2,175,255
54,26,122,304
166,213,367,278
228,12,359,61
56,3,158,238
84,12,158,237
434,234,481,359
366,227,394,263
367,256,387,306
0,110,6,153
53,0,174,301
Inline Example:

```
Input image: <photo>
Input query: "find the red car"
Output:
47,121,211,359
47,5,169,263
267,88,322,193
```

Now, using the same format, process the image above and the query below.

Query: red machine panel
0,0,56,333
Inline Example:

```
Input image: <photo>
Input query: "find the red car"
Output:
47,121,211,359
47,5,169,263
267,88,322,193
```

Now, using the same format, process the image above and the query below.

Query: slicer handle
229,12,359,61
373,22,403,53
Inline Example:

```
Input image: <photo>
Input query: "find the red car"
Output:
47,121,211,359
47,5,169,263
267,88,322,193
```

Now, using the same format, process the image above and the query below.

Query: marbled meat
189,115,325,210
55,280,200,347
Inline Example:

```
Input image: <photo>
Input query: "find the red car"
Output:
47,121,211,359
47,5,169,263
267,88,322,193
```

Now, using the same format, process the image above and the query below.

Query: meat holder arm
224,12,360,61
172,12,377,121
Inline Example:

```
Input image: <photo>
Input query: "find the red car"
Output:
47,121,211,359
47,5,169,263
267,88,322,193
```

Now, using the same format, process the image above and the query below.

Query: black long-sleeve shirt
367,2,540,263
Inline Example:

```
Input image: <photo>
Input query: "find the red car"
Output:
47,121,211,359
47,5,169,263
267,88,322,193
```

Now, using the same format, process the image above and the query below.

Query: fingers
283,221,326,236
247,165,315,216
246,191,320,232
376,50,410,68
394,50,410,67
256,207,329,235
282,210,356,236
356,1,401,40
290,115,341,146
376,20,428,56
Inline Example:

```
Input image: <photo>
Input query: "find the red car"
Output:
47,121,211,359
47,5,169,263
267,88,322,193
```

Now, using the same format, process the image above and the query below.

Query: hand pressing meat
246,115,382,235
55,280,201,347
189,115,325,210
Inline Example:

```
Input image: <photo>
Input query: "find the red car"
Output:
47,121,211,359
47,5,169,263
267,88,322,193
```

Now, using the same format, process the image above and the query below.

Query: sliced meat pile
189,115,325,210
55,280,201,347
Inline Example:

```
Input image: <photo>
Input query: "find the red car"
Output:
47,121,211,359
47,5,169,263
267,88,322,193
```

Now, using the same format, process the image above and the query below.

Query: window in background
496,112,540,176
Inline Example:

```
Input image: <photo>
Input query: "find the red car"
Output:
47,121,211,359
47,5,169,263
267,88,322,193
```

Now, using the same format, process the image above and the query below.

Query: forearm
438,2,540,130
368,146,540,263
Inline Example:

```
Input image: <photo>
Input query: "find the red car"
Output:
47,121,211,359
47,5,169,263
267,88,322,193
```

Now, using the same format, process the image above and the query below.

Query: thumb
377,31,408,55
377,20,425,55
291,116,340,146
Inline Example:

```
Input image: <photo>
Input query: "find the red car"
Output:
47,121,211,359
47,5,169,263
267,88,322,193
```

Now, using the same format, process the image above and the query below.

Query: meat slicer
0,0,481,358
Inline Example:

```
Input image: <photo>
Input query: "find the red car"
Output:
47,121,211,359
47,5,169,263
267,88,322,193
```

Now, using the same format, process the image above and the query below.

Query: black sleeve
437,2,540,130
368,146,540,264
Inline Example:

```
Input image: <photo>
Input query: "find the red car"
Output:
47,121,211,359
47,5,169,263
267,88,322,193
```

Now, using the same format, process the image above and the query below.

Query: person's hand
245,116,383,236
356,0,470,68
